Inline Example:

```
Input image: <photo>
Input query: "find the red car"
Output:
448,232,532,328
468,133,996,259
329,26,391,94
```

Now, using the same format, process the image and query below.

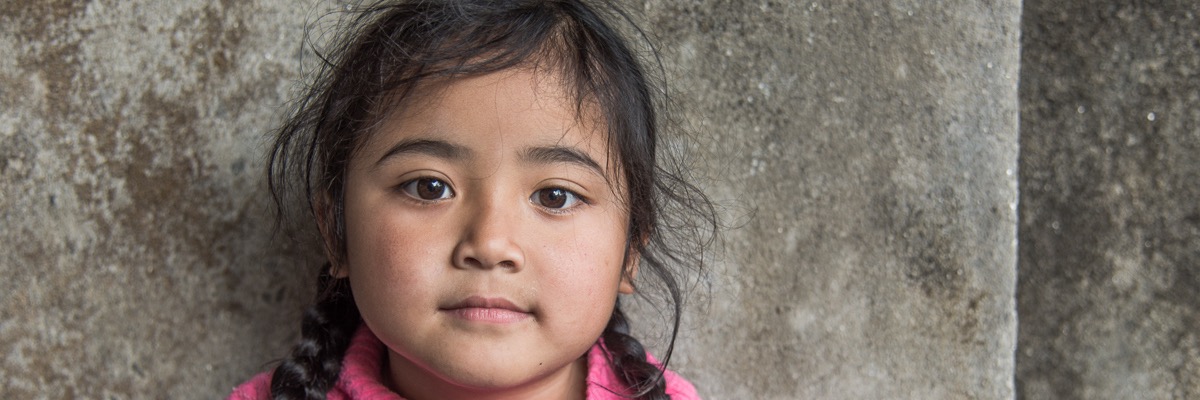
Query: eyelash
396,177,455,202
530,187,589,213
396,178,590,213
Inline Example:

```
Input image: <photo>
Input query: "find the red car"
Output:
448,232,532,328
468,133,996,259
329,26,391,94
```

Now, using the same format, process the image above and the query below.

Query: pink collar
228,324,699,400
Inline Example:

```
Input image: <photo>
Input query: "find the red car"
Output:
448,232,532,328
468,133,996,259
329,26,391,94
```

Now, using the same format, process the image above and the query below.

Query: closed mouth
443,296,527,312
441,296,532,323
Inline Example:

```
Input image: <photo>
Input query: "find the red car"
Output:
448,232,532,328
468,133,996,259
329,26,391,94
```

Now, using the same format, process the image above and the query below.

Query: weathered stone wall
1017,2,1200,399
0,1,321,397
643,1,1019,398
0,1,1022,399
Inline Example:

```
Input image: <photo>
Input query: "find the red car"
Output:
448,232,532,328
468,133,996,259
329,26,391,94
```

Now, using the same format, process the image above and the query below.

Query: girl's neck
383,350,589,400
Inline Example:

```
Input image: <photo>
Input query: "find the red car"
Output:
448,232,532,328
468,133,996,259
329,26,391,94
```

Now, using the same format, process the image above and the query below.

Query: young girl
230,1,715,399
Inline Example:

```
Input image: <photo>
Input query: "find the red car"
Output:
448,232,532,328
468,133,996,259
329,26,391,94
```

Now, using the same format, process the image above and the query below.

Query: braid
270,267,361,400
601,301,671,400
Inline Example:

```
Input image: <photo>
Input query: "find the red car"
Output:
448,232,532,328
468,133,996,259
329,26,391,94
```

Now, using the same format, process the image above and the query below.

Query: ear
314,191,349,278
618,246,641,295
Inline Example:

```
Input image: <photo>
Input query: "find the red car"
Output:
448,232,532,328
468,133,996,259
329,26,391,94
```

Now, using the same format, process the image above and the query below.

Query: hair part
268,1,717,399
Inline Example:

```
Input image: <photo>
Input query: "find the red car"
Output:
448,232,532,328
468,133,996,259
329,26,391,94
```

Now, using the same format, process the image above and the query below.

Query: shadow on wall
1016,2,1200,399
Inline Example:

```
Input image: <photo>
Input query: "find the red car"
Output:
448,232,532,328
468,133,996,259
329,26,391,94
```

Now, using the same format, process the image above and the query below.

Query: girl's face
340,68,633,399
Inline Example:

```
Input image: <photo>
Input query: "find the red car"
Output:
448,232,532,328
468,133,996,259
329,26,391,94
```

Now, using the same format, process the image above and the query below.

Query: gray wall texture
1017,2,1200,399
0,0,1190,399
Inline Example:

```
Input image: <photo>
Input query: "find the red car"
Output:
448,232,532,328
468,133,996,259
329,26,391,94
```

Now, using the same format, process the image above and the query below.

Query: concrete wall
1,1,319,397
1016,2,1200,399
1,1,1028,398
644,1,1019,398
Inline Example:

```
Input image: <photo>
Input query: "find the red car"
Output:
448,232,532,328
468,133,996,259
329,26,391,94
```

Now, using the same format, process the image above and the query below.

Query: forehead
359,68,616,171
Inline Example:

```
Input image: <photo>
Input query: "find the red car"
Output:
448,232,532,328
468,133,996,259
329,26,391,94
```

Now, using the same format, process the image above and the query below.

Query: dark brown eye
532,188,581,209
400,178,453,201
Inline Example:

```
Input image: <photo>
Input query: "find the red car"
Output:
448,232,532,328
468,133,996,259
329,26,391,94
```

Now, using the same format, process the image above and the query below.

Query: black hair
266,1,717,399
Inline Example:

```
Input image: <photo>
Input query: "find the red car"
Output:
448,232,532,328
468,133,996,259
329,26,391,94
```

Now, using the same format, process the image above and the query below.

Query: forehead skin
355,67,626,196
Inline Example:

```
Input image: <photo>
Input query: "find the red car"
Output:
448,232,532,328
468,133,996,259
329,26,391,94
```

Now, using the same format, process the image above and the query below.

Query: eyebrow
522,145,605,177
375,138,470,167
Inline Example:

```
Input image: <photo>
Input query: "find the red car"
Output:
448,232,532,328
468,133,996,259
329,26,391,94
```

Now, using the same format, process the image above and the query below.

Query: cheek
343,193,446,305
356,220,425,277
535,212,628,313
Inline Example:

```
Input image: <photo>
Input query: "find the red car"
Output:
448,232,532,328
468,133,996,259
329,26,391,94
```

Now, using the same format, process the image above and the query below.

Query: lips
442,296,532,323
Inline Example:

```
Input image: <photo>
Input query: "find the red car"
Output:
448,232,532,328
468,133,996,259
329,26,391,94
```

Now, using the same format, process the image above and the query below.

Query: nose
452,195,525,271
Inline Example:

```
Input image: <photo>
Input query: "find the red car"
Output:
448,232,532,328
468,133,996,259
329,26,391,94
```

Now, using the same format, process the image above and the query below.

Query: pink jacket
228,325,700,399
